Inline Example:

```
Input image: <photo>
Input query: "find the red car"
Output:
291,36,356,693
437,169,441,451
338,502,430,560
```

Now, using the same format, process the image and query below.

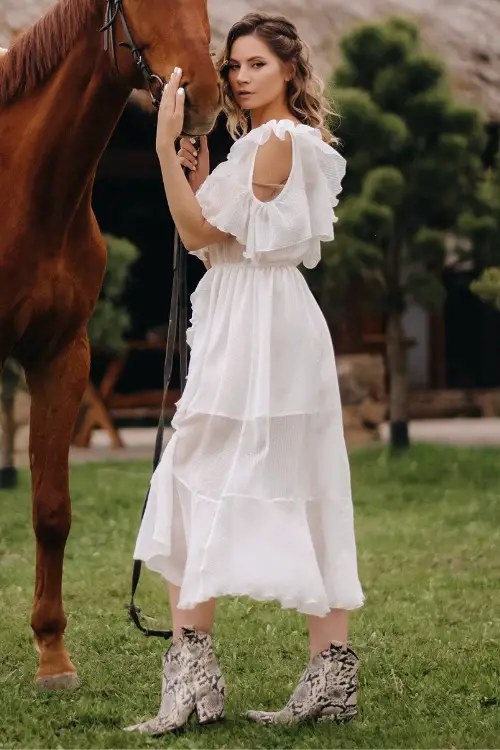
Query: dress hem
140,557,365,617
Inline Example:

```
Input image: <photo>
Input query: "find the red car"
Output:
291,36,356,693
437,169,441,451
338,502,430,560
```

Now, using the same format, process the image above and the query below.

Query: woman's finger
160,81,174,111
159,67,181,115
180,138,197,156
179,156,197,170
157,88,173,130
173,87,185,130
180,157,196,171
178,149,197,167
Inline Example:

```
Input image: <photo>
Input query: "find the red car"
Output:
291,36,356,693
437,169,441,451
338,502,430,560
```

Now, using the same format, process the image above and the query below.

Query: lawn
0,444,499,748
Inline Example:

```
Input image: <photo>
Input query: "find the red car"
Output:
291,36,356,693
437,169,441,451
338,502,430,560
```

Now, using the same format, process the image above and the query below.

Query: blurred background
1,0,500,462
2,7,500,746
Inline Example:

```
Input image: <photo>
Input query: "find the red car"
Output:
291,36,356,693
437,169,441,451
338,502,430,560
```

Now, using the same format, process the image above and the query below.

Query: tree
468,158,500,307
472,268,500,309
87,234,139,353
323,16,489,449
0,234,139,489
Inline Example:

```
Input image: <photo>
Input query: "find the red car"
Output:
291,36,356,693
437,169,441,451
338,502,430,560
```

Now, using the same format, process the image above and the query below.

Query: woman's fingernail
175,66,182,75
193,149,197,156
177,88,185,95
190,137,197,144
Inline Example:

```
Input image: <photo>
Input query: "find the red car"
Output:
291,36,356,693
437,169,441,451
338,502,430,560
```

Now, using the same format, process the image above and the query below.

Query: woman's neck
250,104,299,130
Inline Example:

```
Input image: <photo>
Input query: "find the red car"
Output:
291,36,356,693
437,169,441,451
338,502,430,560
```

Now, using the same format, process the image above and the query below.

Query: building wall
404,304,430,388
403,305,429,388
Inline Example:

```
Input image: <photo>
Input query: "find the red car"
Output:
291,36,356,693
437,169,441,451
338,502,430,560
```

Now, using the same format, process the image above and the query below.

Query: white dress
134,119,364,616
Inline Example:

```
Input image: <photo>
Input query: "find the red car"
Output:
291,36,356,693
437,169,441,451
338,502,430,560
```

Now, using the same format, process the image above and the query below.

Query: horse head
107,0,222,136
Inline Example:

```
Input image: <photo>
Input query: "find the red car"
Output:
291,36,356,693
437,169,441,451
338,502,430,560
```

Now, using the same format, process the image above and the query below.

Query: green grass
0,444,499,748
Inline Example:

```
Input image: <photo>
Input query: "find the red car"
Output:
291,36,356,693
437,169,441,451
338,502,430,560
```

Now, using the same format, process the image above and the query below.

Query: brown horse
0,0,220,690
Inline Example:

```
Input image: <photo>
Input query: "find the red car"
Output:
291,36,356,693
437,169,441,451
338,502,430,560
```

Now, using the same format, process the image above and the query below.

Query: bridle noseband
101,0,165,109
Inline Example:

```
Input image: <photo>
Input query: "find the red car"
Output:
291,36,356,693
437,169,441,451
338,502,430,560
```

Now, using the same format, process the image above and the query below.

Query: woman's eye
228,63,264,70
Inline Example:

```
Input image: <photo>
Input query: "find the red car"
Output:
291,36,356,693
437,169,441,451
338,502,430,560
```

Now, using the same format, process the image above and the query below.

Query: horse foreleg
25,331,90,690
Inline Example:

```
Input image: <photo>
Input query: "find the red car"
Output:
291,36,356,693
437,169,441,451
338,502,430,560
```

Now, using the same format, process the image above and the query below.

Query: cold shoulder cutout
194,119,346,269
251,130,293,203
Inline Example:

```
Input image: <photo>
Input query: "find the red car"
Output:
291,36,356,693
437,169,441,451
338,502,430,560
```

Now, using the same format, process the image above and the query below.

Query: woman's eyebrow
228,56,266,63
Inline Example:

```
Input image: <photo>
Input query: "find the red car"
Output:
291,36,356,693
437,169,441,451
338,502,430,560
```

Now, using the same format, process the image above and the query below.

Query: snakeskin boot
246,641,359,725
125,627,226,735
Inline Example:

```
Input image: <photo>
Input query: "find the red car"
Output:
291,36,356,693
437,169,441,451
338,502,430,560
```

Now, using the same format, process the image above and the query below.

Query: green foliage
324,15,493,321
411,228,447,267
471,267,500,310
0,359,23,400
363,167,405,207
464,157,500,307
461,159,500,265
87,234,139,353
316,16,500,444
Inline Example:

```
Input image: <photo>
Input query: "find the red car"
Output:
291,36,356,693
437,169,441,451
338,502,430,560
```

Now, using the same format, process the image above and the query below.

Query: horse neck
13,29,131,224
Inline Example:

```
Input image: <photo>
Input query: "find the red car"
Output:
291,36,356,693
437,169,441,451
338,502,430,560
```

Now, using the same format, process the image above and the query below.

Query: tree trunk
0,372,18,489
386,310,410,449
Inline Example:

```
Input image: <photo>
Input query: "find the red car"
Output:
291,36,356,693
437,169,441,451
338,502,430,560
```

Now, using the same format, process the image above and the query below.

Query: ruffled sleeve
195,119,346,269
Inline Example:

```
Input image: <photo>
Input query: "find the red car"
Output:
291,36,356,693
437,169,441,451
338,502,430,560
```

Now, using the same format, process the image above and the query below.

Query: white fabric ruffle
195,119,346,269
135,410,364,616
133,119,364,616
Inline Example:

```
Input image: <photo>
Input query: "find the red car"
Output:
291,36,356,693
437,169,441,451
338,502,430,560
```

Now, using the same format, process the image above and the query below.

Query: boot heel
196,691,225,725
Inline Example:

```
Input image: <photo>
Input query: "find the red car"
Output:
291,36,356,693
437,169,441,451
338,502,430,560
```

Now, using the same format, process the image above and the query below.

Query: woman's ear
284,62,296,83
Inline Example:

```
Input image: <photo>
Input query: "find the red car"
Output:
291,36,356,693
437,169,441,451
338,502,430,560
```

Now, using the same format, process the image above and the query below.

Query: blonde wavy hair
215,12,338,144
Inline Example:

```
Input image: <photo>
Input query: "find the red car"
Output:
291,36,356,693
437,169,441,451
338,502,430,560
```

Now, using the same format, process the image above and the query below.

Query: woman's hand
178,136,210,193
156,66,185,157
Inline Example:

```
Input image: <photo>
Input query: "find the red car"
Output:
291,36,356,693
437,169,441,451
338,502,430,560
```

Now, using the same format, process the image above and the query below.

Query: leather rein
101,0,192,641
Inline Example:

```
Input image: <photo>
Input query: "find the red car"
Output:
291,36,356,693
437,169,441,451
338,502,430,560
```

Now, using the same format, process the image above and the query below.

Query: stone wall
337,354,387,446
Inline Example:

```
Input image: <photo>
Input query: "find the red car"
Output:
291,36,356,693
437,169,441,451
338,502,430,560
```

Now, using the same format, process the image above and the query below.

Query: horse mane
0,0,101,106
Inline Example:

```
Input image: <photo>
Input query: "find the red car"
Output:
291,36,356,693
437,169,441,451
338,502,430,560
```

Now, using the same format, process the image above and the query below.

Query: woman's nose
236,69,249,83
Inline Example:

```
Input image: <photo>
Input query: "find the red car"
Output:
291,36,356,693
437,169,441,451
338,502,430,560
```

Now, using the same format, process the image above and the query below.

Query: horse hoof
35,672,80,691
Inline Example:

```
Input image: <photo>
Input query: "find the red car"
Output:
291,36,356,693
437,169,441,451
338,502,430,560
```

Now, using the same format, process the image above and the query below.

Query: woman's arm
157,144,228,252
156,71,228,253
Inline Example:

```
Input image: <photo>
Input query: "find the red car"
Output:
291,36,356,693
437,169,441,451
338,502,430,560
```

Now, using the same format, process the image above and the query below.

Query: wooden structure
72,341,180,448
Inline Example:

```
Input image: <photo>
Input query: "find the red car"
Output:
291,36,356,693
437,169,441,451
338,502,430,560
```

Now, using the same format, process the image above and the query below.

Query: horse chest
9,261,99,341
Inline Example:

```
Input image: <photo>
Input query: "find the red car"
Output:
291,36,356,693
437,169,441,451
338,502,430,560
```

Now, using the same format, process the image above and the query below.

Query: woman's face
227,34,290,111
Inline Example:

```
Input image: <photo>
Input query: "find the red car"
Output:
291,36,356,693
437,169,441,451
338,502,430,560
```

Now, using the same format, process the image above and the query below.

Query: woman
126,12,364,735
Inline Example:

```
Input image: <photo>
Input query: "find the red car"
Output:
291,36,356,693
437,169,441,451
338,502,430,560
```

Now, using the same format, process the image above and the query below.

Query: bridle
100,0,210,644
101,0,165,109
100,0,187,644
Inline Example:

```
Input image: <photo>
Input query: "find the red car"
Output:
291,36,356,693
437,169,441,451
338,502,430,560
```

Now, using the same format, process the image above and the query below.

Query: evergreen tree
468,158,500,308
323,16,489,448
